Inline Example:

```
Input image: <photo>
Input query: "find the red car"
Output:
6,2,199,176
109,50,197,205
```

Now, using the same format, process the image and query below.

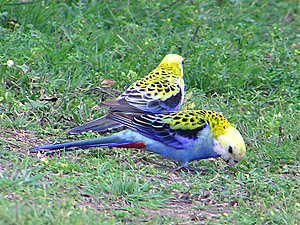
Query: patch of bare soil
0,128,52,153
76,188,231,223
75,169,231,223
1,128,231,222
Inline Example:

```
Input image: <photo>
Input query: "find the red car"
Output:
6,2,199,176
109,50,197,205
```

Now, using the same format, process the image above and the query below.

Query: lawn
0,0,299,224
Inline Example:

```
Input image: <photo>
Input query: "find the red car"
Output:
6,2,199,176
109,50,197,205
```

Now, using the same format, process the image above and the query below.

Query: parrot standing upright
30,110,246,168
68,54,185,134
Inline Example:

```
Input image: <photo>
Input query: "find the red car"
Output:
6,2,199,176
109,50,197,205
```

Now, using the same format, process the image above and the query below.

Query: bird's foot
171,162,207,174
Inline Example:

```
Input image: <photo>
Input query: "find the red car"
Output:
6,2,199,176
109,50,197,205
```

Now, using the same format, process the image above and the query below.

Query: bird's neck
156,63,183,78
206,114,231,137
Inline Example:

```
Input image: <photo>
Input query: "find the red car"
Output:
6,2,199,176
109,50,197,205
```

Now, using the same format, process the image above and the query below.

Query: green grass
1,0,300,224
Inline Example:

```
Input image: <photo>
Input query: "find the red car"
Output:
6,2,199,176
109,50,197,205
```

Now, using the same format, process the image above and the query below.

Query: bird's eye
228,146,233,154
182,60,184,64
234,160,238,163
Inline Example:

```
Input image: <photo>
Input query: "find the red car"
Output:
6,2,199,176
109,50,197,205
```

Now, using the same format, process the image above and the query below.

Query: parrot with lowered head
30,110,246,168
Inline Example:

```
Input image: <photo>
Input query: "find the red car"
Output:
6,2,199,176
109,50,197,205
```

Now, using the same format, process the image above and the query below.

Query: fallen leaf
99,78,115,88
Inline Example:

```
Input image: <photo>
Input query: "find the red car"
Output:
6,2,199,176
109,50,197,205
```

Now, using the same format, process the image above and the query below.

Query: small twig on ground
81,87,116,98
235,115,246,137
191,25,201,42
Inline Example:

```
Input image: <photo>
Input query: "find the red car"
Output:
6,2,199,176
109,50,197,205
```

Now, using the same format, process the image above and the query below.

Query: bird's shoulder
159,110,208,129
131,111,211,147
120,71,182,102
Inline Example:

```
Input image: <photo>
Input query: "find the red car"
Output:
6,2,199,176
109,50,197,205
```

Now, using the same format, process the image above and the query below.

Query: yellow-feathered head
161,54,184,63
213,126,246,166
160,54,184,74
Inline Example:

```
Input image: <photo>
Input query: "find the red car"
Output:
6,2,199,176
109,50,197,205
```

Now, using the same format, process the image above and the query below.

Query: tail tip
28,147,40,154
67,128,81,135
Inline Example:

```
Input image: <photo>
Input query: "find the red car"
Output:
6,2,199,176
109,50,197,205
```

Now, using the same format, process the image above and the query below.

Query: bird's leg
170,162,208,173
169,162,197,173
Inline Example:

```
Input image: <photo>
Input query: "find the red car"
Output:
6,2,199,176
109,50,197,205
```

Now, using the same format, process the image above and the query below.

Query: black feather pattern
131,114,208,149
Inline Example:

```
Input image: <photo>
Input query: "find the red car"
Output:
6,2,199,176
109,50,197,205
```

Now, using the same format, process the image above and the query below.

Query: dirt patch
1,128,231,223
74,166,231,223
76,188,231,223
144,203,228,222
0,128,51,153
0,128,54,171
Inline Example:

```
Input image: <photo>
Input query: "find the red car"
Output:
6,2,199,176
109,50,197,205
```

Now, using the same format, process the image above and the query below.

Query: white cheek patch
212,140,225,156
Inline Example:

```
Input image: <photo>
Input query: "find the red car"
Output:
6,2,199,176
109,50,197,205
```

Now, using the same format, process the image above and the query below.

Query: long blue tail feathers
29,134,131,153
